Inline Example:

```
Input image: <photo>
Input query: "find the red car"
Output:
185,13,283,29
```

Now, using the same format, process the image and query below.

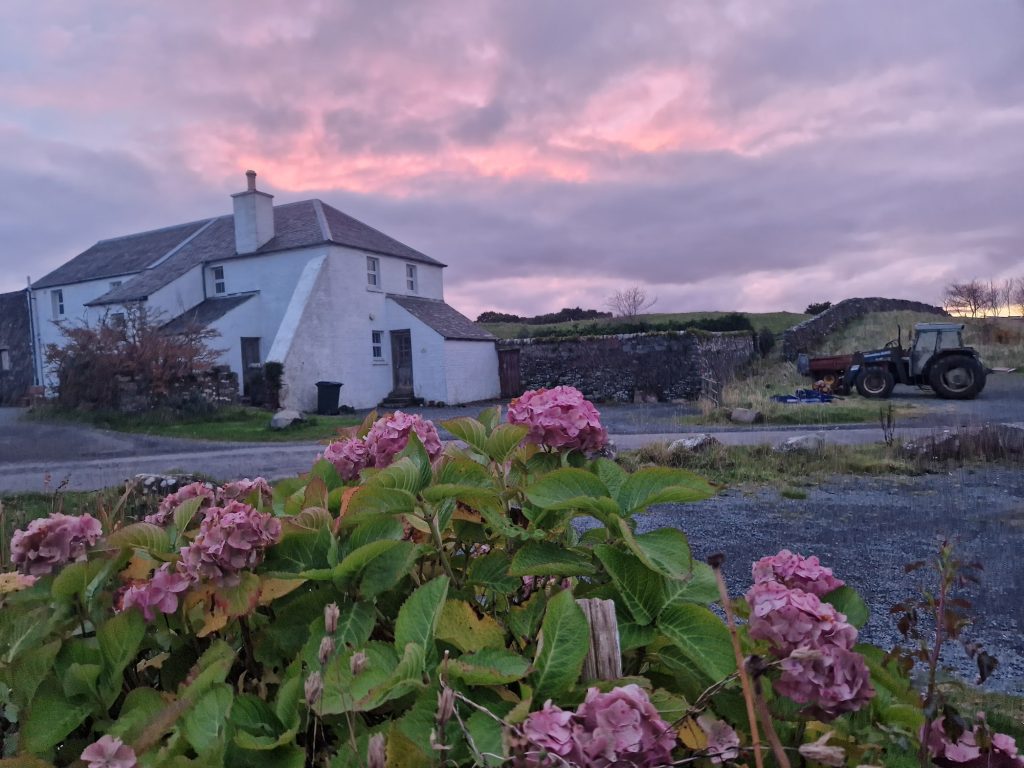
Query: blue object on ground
770,389,835,404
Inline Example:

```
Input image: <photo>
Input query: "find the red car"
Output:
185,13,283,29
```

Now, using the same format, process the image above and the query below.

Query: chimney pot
246,170,257,191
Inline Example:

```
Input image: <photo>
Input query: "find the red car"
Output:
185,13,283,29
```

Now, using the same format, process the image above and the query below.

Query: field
480,310,808,339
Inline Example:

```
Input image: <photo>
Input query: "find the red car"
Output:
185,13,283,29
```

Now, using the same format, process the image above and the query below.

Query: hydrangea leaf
50,559,107,602
466,709,506,766
594,545,665,626
508,592,548,640
525,468,611,510
98,609,145,698
171,495,206,536
467,551,521,593
436,600,506,653
332,539,405,588
447,648,532,686
823,585,869,629
213,571,261,618
9,639,60,709
106,522,171,553
657,603,736,683
182,682,233,753
394,576,450,656
395,432,434,492
358,541,419,598
440,417,489,454
484,424,530,463
616,468,716,514
508,542,597,577
663,562,720,606
19,679,92,753
532,590,590,702
343,486,416,524
592,458,628,500
616,524,692,580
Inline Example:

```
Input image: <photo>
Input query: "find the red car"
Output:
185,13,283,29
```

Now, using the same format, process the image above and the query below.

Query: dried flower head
350,650,369,676
318,636,335,666
436,686,456,728
367,733,387,768
324,602,340,634
798,731,846,767
305,671,323,708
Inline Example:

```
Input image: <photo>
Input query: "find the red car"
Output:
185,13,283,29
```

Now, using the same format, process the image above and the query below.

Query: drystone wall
502,331,754,402
782,297,947,360
0,290,34,405
115,366,239,414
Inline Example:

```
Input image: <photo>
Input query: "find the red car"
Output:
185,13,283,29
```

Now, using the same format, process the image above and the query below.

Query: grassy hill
481,310,808,339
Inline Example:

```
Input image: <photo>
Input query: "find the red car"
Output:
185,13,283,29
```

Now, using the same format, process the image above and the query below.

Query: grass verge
28,405,361,443
481,310,808,339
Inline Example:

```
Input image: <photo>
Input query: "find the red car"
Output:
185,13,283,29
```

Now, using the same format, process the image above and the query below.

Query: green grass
481,311,808,339
29,405,361,443
943,683,1024,743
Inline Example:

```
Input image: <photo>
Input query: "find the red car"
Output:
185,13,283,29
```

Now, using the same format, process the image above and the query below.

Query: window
109,280,122,289
51,289,65,318
110,312,126,328
0,348,10,372
406,264,418,292
371,330,384,360
212,266,225,295
366,256,380,288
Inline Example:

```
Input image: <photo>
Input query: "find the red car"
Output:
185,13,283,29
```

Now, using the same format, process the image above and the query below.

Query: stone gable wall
0,290,34,405
782,297,947,360
502,330,754,402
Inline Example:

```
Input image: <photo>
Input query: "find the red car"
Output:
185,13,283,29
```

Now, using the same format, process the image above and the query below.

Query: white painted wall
444,340,500,404
148,268,205,321
206,297,266,394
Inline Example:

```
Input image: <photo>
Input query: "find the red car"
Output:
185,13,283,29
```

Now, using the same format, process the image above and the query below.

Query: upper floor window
367,257,380,288
406,264,418,292
109,280,122,289
110,312,126,329
0,348,10,372
51,289,65,319
371,330,384,360
212,266,225,295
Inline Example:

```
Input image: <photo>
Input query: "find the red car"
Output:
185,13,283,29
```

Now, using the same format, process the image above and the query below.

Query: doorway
390,330,413,395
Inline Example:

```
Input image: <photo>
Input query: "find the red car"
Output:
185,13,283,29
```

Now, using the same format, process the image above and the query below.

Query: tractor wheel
856,367,895,398
929,355,985,400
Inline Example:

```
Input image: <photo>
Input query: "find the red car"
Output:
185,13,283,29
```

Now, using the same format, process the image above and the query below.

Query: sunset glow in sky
1,1,1022,318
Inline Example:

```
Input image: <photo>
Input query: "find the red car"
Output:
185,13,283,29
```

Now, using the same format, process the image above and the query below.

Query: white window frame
51,289,65,318
212,265,226,295
371,330,384,361
366,256,380,289
0,348,10,372
405,264,418,293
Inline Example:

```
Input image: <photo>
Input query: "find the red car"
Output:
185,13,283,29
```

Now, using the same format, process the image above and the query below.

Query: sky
1,1,1022,320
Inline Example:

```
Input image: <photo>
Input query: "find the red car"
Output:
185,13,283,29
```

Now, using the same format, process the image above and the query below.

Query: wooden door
498,348,522,398
390,330,414,394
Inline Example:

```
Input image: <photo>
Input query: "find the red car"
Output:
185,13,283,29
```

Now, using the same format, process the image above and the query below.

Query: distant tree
1012,278,1024,318
756,327,776,358
943,280,988,317
476,311,523,323
998,278,1015,317
606,286,657,317
804,301,832,315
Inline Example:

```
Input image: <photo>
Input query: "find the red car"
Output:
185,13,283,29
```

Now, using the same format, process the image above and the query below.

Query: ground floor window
0,348,9,372
371,330,384,360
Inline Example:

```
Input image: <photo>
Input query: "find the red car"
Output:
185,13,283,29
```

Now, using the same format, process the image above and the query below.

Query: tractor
797,322,987,400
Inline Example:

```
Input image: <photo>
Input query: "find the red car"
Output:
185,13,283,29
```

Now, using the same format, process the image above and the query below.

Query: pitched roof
388,295,495,341
161,293,257,334
33,199,444,304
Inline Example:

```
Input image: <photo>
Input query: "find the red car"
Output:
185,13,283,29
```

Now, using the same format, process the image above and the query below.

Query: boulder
901,430,961,460
995,423,1024,454
669,434,720,452
774,433,826,453
270,409,305,430
729,407,764,424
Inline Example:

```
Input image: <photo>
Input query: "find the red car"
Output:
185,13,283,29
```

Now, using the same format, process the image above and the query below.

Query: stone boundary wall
0,289,34,406
501,330,754,402
782,297,947,360
115,366,239,413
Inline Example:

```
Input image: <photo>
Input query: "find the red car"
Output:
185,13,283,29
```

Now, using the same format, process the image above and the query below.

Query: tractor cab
908,323,965,377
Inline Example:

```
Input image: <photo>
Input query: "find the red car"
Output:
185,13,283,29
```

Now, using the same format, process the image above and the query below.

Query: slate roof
160,293,257,334
388,295,495,341
32,199,444,305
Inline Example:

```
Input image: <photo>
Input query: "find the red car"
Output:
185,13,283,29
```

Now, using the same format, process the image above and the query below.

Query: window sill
372,360,389,366
366,285,383,293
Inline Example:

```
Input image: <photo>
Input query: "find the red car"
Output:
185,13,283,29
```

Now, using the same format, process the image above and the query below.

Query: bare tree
1011,277,1024,318
983,280,1002,317
943,280,988,317
606,286,657,317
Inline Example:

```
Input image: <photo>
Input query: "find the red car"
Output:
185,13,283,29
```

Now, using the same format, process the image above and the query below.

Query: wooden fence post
576,598,622,682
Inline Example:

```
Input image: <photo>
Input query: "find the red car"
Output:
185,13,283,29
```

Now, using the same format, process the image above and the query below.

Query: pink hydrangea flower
574,685,676,767
364,411,443,468
923,716,1024,767
144,481,216,526
122,563,192,621
81,735,137,768
11,512,102,575
178,501,281,586
746,580,857,655
774,644,874,719
752,549,845,596
507,386,608,453
217,477,273,507
522,700,578,760
697,715,740,764
320,437,370,481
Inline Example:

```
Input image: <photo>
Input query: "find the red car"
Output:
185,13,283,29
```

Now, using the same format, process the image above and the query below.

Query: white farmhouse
29,171,499,410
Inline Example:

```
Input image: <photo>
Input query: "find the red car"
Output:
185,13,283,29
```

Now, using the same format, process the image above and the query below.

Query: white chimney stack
231,170,275,254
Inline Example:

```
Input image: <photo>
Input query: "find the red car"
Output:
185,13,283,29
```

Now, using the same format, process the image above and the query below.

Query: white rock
669,434,720,452
729,407,764,424
774,433,826,453
270,409,305,430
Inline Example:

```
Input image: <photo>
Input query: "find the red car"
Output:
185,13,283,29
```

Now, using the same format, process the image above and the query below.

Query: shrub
0,398,1017,767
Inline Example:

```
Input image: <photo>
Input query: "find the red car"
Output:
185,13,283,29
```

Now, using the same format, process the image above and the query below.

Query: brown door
240,337,261,397
498,348,522,398
390,330,413,394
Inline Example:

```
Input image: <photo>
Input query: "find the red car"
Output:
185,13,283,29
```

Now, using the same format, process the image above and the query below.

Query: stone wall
115,366,239,414
782,297,947,360
0,290,34,405
502,330,754,402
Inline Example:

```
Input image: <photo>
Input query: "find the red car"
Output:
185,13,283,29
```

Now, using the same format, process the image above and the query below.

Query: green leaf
106,522,171,553
231,693,291,750
9,640,60,708
525,468,611,510
447,648,532,686
367,456,425,496
183,683,233,752
394,576,450,656
440,417,489,453
355,642,427,711
508,593,547,641
107,687,166,743
359,541,419,598
532,590,589,702
347,516,405,551
334,601,378,649
98,609,145,702
467,552,520,592
594,545,665,626
215,571,261,618
395,432,434,492
173,495,207,532
478,405,501,432
592,458,628,499
508,542,596,577
657,603,736,682
320,643,396,714
436,600,506,653
466,709,505,766
435,454,493,487
50,559,106,601
484,424,529,463
0,607,51,664
824,585,869,629
20,680,91,753
622,528,693,580
616,467,715,514
648,688,689,722
62,662,101,701
618,622,658,652
343,486,416,524
664,562,720,606
262,525,331,573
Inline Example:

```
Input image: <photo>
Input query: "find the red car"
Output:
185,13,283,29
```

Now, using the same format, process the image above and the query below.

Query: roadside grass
28,405,361,443
481,310,808,339
943,683,1024,742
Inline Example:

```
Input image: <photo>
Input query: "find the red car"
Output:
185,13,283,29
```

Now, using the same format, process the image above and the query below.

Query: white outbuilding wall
444,340,500,404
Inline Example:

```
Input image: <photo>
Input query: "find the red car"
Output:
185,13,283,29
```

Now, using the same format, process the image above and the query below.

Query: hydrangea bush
0,395,1017,767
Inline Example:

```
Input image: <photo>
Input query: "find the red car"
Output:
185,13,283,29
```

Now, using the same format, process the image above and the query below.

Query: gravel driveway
640,466,1024,695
